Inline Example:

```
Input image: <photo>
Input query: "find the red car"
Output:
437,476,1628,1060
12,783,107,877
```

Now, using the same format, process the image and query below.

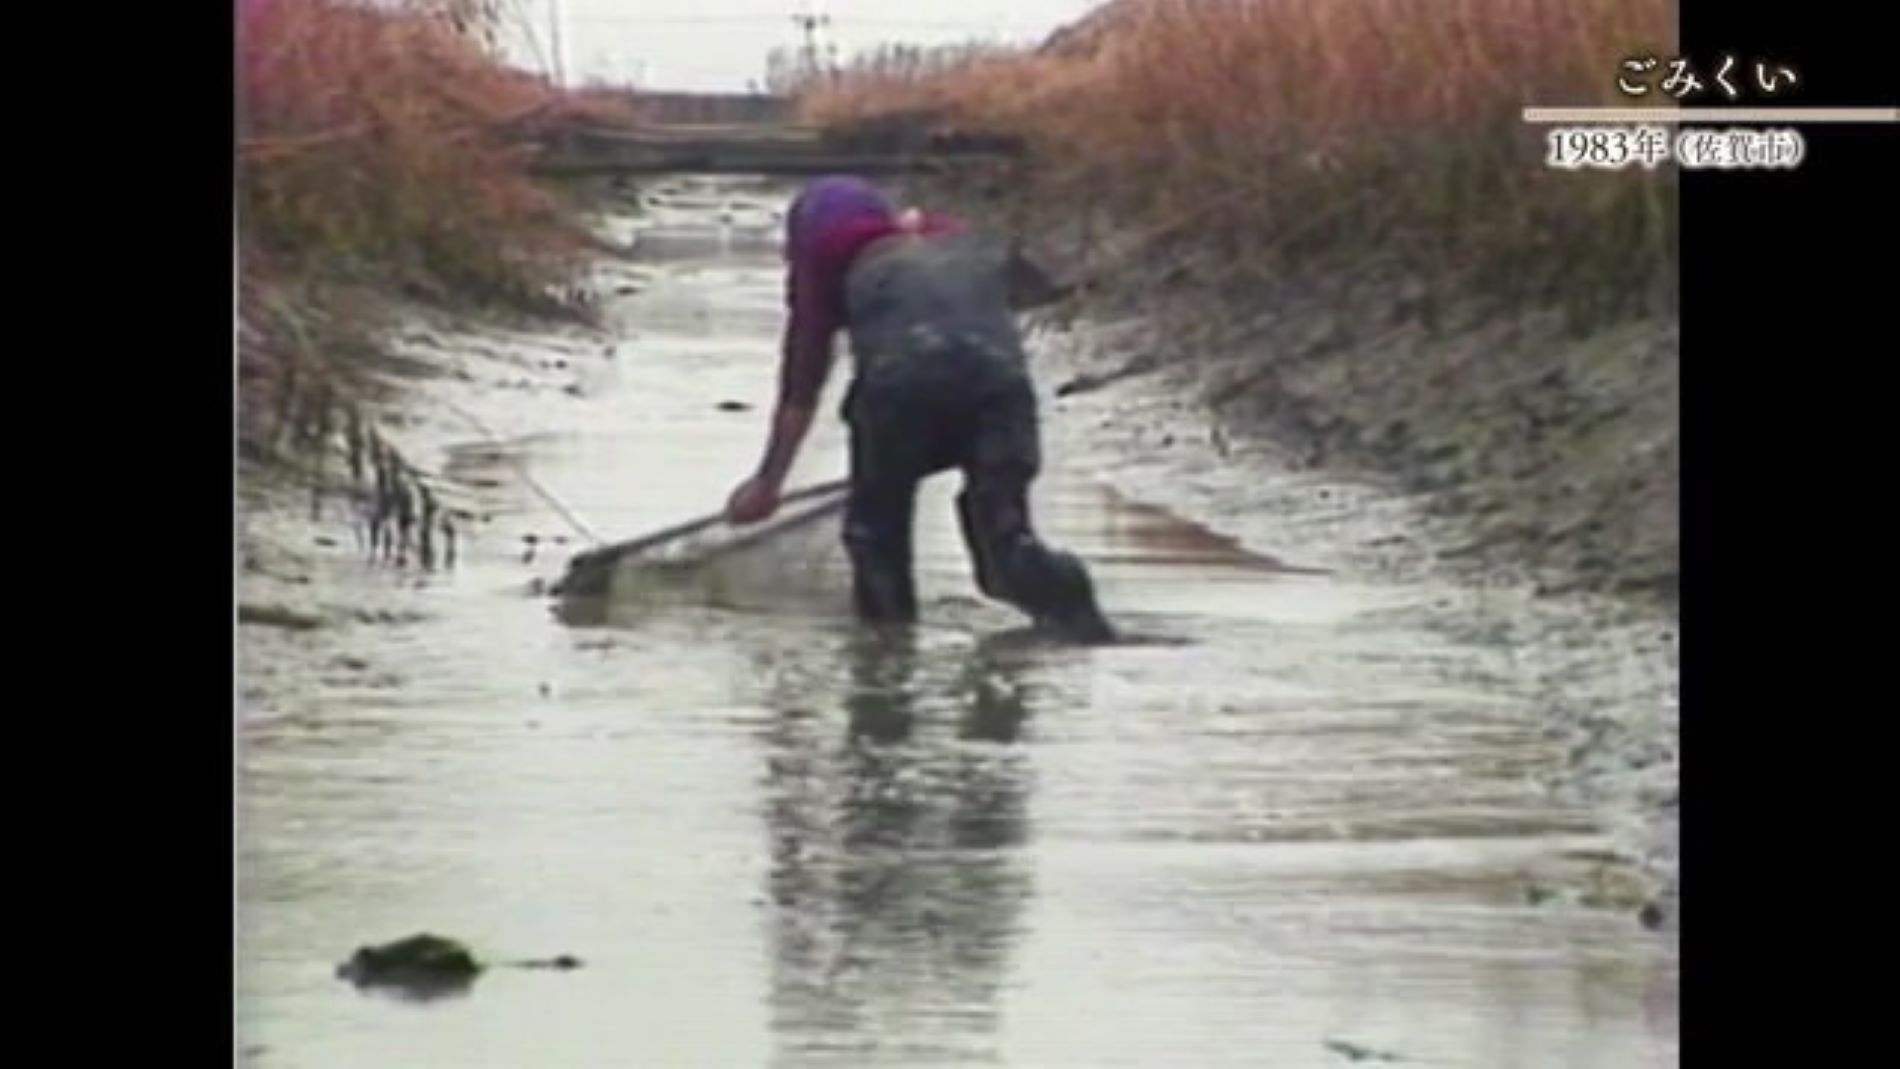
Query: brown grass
237,0,637,307
800,0,1677,326
236,0,649,459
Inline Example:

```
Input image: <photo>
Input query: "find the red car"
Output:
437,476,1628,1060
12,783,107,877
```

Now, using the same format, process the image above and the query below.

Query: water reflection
762,628,1037,1067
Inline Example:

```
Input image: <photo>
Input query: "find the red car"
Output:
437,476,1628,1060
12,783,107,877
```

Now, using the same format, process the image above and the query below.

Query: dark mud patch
361,347,453,381
1102,488,1331,575
239,604,325,631
1325,1038,1405,1062
349,607,433,626
1053,353,1158,398
548,593,614,628
1100,630,1196,648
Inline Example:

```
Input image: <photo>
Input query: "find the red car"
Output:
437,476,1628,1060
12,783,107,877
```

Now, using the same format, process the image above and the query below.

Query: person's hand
724,475,782,526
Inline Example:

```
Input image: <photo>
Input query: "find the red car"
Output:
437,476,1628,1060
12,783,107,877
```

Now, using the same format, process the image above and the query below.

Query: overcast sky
496,0,1099,91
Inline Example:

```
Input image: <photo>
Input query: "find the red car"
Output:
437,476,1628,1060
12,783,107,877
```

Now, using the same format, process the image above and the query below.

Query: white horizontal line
1523,107,1899,124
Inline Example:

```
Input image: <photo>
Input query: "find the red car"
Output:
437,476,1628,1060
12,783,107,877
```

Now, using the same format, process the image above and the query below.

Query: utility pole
791,5,832,85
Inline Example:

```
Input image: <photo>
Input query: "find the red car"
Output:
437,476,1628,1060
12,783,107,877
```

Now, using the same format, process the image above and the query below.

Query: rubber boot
843,524,919,624
1022,549,1116,645
957,490,1010,600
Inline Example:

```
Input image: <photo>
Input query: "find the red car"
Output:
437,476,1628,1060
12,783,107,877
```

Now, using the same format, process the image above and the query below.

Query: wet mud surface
238,177,1678,1067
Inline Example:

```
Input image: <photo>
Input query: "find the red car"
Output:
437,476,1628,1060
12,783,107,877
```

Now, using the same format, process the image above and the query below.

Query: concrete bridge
529,111,1027,177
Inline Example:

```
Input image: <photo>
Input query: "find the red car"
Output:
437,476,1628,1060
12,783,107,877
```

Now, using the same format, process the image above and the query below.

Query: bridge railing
529,111,1027,177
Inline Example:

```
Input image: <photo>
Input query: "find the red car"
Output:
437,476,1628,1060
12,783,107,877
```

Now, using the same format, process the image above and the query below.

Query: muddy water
237,177,1678,1067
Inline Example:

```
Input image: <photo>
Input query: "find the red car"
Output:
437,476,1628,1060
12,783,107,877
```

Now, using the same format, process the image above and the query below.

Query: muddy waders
831,229,1113,642
840,367,1113,643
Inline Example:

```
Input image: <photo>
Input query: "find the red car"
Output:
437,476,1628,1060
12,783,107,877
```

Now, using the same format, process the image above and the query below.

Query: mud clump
337,933,584,997
337,934,480,995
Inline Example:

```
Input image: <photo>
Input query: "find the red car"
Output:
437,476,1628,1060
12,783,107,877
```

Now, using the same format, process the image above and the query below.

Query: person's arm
728,250,842,522
753,303,834,487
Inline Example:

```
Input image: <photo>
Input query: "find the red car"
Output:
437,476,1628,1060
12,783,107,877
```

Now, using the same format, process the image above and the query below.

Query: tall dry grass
237,0,633,308
236,0,648,464
802,0,1677,326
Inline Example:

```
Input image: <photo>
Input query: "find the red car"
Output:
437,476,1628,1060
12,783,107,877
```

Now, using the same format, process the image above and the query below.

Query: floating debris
238,604,324,631
1639,901,1667,930
1324,1038,1403,1062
